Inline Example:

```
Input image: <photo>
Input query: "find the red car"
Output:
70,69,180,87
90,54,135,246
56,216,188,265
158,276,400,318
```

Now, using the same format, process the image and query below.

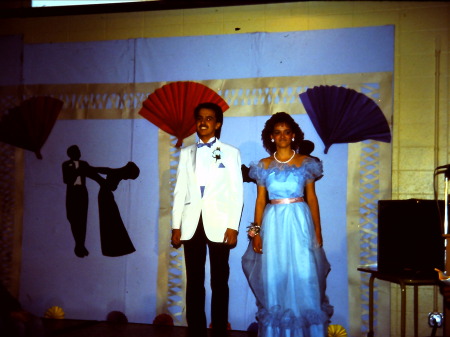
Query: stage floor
45,319,256,337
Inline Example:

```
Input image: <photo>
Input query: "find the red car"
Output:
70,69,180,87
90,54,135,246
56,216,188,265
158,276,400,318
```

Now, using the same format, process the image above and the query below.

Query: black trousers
183,216,230,334
66,185,88,256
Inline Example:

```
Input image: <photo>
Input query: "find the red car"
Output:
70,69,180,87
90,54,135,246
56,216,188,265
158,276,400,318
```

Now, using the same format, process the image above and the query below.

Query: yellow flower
44,306,65,319
328,324,347,337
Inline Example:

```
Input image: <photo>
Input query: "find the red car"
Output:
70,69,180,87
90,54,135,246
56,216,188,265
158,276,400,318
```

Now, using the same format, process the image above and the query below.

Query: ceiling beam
0,0,304,19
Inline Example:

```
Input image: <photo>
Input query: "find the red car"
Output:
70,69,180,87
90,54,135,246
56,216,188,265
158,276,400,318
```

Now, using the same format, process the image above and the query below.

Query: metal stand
437,167,450,336
358,265,438,337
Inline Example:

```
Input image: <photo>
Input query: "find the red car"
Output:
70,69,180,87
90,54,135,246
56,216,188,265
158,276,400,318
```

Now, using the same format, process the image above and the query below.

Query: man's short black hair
194,102,224,138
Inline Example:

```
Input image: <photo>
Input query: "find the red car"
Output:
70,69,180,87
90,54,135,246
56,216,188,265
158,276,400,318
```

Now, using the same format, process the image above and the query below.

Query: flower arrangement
44,306,65,319
328,324,347,337
247,223,261,238
212,147,221,162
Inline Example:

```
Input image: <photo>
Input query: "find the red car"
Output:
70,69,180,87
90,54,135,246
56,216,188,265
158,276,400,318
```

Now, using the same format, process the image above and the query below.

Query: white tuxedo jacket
172,139,244,242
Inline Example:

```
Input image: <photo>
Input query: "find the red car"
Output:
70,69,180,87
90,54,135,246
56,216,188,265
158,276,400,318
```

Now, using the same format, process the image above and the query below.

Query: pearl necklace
273,150,295,164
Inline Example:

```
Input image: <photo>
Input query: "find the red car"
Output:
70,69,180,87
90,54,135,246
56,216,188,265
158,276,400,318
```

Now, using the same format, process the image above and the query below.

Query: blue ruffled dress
242,157,333,337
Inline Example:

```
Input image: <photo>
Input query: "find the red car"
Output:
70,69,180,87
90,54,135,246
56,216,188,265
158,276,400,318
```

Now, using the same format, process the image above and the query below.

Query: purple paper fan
299,85,391,154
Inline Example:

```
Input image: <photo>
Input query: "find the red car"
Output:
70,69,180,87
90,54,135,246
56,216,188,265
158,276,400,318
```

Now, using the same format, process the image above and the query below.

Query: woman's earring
271,139,274,143
292,138,295,142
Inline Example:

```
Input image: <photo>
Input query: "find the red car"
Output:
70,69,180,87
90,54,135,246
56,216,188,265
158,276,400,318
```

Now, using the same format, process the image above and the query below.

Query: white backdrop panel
22,26,394,85
21,119,159,322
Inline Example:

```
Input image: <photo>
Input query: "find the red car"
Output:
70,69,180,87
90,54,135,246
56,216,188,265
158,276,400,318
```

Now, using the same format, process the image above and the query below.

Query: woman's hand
252,235,263,254
316,232,323,247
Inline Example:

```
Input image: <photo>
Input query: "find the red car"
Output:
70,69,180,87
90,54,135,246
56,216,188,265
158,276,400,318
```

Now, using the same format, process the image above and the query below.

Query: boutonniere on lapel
212,147,222,163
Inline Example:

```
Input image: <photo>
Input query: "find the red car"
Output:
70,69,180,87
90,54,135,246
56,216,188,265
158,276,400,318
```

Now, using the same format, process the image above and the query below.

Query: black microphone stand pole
442,167,450,336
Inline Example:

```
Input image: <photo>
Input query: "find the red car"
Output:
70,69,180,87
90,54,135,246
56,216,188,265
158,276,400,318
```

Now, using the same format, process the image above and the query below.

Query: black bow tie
197,139,216,148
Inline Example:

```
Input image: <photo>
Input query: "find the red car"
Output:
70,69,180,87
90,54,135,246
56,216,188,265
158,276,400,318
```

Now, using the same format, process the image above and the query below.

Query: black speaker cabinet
377,199,446,277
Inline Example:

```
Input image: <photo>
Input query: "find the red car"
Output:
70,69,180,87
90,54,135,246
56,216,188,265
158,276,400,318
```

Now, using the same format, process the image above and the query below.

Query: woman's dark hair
261,112,305,154
123,161,140,180
194,102,224,138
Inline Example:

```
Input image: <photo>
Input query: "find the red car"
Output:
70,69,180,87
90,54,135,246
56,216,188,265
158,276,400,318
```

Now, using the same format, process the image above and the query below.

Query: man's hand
223,228,238,248
171,229,181,249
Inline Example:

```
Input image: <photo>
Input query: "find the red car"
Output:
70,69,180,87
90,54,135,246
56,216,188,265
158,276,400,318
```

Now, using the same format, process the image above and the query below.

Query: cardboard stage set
0,26,394,336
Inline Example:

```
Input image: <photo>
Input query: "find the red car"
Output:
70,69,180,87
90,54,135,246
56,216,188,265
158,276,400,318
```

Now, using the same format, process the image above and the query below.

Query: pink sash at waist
270,197,304,204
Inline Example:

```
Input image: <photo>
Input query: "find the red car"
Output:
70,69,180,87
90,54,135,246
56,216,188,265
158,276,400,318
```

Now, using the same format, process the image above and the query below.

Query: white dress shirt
196,137,216,196
73,161,82,185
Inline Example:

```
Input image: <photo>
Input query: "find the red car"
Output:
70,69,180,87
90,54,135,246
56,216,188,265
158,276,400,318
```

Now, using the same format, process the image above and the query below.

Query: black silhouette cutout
63,145,140,258
299,140,323,181
63,145,103,258
95,162,140,257
241,164,256,184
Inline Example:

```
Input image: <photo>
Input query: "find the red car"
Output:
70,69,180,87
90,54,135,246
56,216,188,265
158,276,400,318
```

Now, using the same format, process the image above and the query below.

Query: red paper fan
0,96,63,159
139,81,229,147
299,85,391,154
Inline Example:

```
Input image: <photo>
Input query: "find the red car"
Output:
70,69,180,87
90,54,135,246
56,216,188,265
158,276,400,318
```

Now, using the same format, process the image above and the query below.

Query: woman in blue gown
242,112,333,337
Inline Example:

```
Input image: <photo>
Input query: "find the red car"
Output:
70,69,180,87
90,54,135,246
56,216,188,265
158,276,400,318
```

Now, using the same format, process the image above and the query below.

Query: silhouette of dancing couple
62,145,140,258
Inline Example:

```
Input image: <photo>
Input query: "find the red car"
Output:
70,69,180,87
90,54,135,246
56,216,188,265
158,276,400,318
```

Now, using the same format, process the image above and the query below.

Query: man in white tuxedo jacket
171,102,243,337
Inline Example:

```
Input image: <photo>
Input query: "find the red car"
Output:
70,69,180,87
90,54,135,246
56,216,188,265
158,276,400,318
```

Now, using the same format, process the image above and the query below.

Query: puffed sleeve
304,157,323,184
248,161,268,187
